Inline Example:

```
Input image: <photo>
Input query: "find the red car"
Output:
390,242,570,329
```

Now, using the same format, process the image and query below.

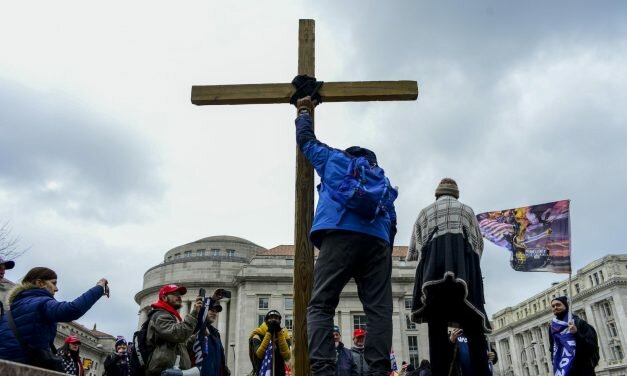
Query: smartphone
199,288,206,298
218,289,231,299
104,283,110,298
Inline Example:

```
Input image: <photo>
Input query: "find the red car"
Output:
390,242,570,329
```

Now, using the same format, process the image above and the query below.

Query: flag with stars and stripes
259,341,273,376
477,200,571,273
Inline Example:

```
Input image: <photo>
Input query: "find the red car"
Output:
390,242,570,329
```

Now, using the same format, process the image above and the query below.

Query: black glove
267,321,281,333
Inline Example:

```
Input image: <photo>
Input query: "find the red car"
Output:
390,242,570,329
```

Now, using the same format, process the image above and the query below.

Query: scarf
550,311,576,376
151,300,182,321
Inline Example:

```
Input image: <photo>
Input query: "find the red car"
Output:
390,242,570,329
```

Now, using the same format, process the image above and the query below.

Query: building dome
162,235,264,262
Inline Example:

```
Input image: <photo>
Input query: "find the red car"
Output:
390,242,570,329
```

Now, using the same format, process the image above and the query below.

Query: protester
0,267,107,372
449,328,498,375
332,326,357,376
407,178,490,375
59,336,84,376
415,360,431,376
104,336,132,376
248,310,291,376
187,289,230,376
0,257,15,317
146,284,202,376
548,296,599,376
350,329,368,376
294,95,398,376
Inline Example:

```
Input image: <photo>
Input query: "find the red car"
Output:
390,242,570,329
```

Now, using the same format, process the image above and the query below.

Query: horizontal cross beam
191,81,418,105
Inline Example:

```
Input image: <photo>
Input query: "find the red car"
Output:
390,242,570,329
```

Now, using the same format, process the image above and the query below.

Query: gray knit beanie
435,178,459,199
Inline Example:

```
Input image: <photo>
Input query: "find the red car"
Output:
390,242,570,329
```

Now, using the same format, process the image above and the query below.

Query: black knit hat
551,296,569,310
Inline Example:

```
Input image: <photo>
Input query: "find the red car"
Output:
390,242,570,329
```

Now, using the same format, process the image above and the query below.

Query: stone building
490,254,627,376
135,235,427,375
1,276,115,376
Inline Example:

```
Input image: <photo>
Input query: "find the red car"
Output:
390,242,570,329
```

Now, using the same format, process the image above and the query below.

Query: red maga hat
64,336,81,344
158,284,187,299
353,329,366,338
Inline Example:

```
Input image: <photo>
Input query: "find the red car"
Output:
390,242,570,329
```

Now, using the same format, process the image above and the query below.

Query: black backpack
130,310,163,374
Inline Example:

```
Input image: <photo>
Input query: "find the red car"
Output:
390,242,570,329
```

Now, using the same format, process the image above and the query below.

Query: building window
226,249,235,257
575,283,580,294
404,298,413,310
284,297,293,311
599,270,604,282
533,303,537,312
212,248,220,256
258,297,269,309
185,250,192,257
612,344,624,361
608,322,618,338
589,275,594,286
174,253,181,259
601,301,613,318
353,315,367,330
197,249,205,257
286,258,294,267
258,315,265,326
407,336,419,366
406,315,416,330
167,256,172,262
593,273,600,285
284,315,293,330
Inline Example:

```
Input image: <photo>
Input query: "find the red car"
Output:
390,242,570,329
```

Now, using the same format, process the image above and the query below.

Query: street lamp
520,341,537,367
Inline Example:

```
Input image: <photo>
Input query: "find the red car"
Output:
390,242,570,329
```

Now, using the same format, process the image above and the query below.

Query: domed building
135,235,426,375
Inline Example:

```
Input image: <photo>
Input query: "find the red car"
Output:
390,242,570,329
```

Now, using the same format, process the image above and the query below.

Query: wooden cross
191,19,418,376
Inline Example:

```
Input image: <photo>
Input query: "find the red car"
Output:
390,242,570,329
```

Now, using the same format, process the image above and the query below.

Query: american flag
259,341,273,376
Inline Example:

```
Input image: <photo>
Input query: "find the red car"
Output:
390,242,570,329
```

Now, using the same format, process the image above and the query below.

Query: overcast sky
1,1,626,339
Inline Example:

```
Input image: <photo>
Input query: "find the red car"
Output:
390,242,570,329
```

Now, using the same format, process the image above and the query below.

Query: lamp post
519,341,537,373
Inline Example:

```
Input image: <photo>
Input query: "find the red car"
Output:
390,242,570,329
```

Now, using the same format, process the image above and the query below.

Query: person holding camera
145,284,203,376
0,267,107,372
104,336,132,376
248,310,291,376
187,289,230,376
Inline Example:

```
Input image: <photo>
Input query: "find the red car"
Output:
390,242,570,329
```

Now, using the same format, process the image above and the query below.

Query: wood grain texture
292,18,315,376
191,81,418,105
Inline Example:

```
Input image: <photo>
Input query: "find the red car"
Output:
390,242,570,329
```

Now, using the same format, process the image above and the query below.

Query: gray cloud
0,79,165,223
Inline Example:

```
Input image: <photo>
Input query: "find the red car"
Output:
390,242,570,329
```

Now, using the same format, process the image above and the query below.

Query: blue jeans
307,231,392,376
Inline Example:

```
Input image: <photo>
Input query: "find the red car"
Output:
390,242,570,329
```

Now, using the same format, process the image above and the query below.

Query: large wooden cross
191,19,418,376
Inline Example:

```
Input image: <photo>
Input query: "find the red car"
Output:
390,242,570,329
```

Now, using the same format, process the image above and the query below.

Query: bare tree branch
0,221,28,261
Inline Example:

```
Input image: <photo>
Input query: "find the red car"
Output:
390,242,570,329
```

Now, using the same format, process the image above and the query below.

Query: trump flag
476,200,571,273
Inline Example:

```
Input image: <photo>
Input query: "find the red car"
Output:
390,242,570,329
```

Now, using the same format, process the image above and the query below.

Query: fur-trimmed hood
7,282,49,305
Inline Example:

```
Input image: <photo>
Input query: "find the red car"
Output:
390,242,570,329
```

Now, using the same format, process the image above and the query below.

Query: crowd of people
0,94,601,376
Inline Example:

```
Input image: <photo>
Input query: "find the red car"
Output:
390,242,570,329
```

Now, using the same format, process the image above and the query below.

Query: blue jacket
295,112,397,248
0,285,104,364
335,342,358,376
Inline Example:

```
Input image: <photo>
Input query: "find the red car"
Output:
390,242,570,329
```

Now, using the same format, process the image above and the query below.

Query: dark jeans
307,231,392,376
428,320,490,376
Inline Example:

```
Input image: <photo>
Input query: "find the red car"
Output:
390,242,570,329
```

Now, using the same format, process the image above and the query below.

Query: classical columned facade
489,254,627,376
134,235,428,375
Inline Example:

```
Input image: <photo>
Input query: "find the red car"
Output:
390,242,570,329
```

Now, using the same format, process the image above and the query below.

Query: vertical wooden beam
293,19,315,376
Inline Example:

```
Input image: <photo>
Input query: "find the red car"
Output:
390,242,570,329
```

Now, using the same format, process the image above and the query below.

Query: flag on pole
259,342,273,376
476,200,571,273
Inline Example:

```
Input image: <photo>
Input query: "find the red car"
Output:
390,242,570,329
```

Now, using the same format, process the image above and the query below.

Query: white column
218,299,229,348
180,300,190,317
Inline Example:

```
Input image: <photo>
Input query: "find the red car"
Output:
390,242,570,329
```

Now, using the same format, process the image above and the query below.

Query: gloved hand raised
267,320,281,333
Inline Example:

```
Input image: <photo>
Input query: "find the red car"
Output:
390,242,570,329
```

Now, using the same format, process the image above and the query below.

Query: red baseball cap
64,336,81,344
158,284,187,299
353,329,366,338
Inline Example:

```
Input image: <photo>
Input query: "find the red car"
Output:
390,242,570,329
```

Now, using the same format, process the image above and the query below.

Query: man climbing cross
191,19,417,376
